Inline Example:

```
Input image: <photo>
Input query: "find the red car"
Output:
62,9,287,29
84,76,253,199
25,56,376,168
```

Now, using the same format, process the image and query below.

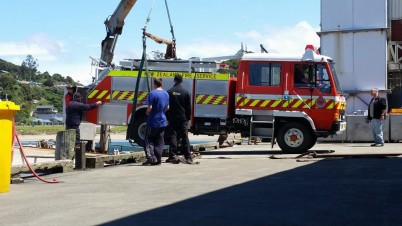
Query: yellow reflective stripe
236,96,242,104
118,91,129,100
271,99,282,107
282,99,290,108
293,100,303,108
138,92,148,101
111,91,120,99
240,99,250,106
109,70,196,79
97,90,109,99
108,70,139,76
88,90,98,99
109,69,229,80
236,97,250,107
213,96,224,104
249,100,259,107
150,71,195,79
202,95,214,104
195,73,229,80
196,95,205,103
302,99,314,108
327,100,334,109
260,100,270,107
128,92,135,101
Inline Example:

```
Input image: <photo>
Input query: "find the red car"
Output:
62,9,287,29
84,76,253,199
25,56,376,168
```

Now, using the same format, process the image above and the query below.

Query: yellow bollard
0,101,20,193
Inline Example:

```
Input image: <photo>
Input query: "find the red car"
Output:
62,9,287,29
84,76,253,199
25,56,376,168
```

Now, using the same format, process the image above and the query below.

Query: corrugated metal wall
389,0,402,19
320,0,388,113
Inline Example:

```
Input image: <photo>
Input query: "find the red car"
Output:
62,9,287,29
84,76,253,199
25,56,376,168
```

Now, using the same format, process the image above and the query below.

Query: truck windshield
329,60,343,94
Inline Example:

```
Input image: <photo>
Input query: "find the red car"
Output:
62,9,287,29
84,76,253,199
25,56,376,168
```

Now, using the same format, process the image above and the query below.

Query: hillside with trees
0,55,81,124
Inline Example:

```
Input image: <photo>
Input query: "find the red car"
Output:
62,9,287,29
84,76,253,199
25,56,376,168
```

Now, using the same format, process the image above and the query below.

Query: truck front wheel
277,122,313,154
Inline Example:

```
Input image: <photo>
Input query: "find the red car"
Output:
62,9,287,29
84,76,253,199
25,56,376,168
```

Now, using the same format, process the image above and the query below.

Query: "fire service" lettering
150,71,193,79
196,73,216,80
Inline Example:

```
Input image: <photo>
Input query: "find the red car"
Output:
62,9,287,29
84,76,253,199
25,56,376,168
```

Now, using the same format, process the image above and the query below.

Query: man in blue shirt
143,78,169,165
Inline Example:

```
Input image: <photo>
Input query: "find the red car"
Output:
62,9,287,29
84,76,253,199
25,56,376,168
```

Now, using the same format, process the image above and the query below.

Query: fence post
55,129,76,160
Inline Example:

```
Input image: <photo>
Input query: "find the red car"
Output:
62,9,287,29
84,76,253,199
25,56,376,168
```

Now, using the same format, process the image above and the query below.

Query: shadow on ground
101,157,402,226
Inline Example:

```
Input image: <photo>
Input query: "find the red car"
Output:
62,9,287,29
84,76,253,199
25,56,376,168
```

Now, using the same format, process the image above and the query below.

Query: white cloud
176,41,242,60
258,21,320,54
0,33,64,62
0,21,320,86
176,21,320,59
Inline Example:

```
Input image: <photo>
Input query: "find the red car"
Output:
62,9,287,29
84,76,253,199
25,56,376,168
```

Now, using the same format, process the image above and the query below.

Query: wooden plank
85,152,145,168
191,142,219,152
11,160,74,175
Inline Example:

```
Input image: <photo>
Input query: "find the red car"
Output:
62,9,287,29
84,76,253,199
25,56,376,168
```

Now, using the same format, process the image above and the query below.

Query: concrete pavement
1,141,402,226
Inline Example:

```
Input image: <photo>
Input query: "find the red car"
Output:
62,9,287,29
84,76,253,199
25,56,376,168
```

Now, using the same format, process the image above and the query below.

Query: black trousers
144,126,165,163
169,121,191,159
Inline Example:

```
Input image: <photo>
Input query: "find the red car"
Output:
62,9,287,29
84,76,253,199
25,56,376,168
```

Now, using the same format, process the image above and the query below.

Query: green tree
0,57,77,124
65,76,74,84
43,78,54,87
222,59,240,77
52,73,63,81
37,71,51,82
22,55,39,82
151,50,165,60
0,73,18,100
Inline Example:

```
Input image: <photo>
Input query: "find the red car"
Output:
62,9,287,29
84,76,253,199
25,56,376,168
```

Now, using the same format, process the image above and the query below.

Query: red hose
11,118,15,163
14,129,60,184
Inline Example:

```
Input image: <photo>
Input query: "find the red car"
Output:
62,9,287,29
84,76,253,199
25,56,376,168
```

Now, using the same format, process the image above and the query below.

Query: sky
0,0,321,85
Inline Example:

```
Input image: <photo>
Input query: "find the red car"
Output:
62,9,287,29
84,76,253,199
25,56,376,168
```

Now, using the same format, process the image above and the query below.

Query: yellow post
0,101,20,193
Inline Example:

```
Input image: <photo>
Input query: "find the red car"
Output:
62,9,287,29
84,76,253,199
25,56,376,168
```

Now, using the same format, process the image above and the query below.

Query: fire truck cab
85,45,346,153
233,45,346,152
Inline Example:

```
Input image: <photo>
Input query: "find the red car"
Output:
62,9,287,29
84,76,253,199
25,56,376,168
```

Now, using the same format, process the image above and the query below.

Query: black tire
132,116,147,148
306,134,317,150
277,122,313,154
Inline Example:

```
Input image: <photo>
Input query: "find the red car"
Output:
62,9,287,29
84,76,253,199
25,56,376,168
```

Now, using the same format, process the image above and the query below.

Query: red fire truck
84,45,346,153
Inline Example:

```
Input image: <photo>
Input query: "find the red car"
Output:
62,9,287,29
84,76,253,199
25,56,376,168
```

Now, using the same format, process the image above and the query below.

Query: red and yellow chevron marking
196,94,227,105
88,89,111,100
236,96,344,110
88,90,148,101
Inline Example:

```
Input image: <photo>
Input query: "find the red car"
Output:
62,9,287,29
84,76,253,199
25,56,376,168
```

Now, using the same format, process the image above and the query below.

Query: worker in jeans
142,78,170,166
367,88,387,147
166,74,193,164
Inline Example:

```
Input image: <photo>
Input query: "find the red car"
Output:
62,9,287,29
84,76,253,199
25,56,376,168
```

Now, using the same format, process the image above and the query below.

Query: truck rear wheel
132,116,147,148
277,122,313,154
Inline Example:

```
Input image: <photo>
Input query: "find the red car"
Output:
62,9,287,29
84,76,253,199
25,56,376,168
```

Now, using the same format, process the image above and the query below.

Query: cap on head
174,74,183,83
73,92,82,101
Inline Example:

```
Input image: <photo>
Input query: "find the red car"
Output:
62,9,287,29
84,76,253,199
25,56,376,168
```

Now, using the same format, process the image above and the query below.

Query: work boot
165,157,177,163
142,159,152,166
151,161,161,166
186,157,193,164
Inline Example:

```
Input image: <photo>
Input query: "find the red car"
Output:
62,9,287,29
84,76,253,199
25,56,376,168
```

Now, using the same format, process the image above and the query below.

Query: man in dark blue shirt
166,74,193,164
143,78,170,166
66,92,102,144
